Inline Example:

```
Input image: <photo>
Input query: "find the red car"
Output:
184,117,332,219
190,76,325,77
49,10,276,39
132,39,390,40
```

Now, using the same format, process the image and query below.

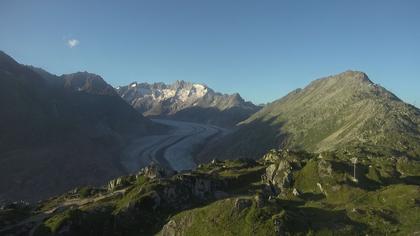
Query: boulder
262,160,293,195
107,177,131,191
317,159,333,178
234,198,252,211
160,216,193,236
262,149,283,163
292,188,300,196
161,220,178,236
138,163,177,180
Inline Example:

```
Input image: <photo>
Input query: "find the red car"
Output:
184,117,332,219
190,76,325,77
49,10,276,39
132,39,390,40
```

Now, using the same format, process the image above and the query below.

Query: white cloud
67,39,80,48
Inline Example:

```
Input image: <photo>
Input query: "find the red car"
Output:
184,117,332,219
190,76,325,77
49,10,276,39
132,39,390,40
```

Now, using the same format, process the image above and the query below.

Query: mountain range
0,51,163,202
117,81,260,127
1,50,420,235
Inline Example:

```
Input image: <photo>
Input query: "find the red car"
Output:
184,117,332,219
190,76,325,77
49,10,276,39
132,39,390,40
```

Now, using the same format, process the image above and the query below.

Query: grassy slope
161,151,420,235
2,150,417,235
198,71,420,161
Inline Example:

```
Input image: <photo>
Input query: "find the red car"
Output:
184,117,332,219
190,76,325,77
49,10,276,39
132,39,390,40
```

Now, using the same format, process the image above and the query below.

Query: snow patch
122,82,210,105
193,84,208,97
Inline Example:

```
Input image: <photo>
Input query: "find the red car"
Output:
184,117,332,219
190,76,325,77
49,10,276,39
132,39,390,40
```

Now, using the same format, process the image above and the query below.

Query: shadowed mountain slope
0,51,163,202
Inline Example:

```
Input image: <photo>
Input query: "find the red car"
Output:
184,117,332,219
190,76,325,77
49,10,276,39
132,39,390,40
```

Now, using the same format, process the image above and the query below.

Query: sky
0,0,419,105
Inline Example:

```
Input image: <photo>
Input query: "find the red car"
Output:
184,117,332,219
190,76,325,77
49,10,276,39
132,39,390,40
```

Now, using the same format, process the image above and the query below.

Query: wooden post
350,157,358,182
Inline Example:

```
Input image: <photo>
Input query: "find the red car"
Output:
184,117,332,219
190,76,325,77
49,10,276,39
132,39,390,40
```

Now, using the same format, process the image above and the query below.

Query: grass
294,159,321,193
158,198,277,236
43,208,83,233
9,150,420,235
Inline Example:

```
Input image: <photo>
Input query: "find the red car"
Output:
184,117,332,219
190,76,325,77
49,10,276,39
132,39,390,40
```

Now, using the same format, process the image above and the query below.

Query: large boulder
317,159,333,178
262,160,293,195
138,163,177,180
107,176,134,191
234,198,252,212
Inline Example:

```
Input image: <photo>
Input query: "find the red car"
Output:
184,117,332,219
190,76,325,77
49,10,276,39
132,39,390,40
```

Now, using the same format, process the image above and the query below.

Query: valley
1,51,419,235
121,119,228,172
2,1,420,234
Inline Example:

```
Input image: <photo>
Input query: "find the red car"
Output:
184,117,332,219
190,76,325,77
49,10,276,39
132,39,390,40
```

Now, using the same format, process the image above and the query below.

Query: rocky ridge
117,80,260,127
198,71,420,161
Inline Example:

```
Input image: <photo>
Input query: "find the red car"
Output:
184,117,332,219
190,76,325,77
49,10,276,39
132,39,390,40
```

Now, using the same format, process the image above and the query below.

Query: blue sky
0,0,419,105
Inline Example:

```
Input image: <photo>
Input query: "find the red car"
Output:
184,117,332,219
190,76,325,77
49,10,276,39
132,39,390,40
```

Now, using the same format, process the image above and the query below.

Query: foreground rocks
2,150,420,235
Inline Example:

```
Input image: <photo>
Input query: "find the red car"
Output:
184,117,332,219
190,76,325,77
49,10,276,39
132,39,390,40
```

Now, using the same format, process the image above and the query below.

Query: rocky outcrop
160,217,194,236
137,163,177,180
107,176,133,191
117,170,226,220
262,160,293,195
234,198,252,212
317,159,333,178
261,150,300,195
61,72,118,96
172,174,221,200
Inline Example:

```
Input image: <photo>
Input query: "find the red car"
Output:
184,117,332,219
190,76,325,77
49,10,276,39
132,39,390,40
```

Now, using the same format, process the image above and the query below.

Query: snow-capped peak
117,80,258,119
116,80,259,127
121,81,209,103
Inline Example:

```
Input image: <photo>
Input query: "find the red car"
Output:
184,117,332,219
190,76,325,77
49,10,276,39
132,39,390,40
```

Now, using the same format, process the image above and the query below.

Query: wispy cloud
67,39,80,48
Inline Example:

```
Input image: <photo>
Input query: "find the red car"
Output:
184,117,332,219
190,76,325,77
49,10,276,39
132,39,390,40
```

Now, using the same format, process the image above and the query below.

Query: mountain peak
117,80,259,126
61,72,117,96
0,51,24,72
314,70,373,87
222,70,419,160
301,70,400,102
174,80,189,87
172,80,209,91
0,50,16,63
335,70,372,84
340,70,368,77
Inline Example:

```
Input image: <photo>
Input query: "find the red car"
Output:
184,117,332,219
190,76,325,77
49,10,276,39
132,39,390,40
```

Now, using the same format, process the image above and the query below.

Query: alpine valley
1,51,419,236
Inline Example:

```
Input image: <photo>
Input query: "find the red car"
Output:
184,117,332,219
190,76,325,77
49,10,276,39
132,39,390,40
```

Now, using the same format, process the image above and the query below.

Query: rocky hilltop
1,149,419,235
198,71,420,161
62,72,119,96
117,80,260,127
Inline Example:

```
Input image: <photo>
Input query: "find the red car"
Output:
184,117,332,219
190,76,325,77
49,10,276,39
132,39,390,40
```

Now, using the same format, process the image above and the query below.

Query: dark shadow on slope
196,117,290,163
330,161,383,191
286,207,368,234
0,55,165,202
401,176,420,185
299,192,325,201
162,106,261,128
